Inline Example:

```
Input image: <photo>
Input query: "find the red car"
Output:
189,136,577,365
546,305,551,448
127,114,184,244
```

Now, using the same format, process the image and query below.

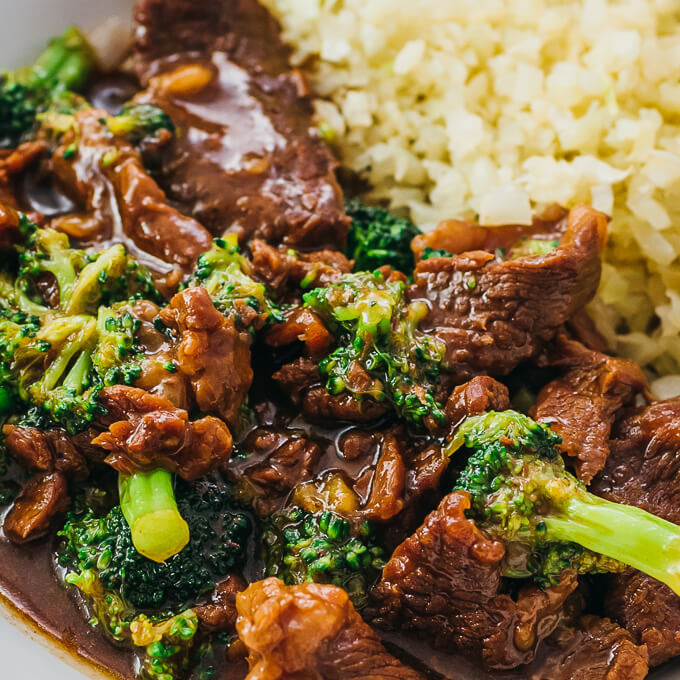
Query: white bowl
0,1,678,679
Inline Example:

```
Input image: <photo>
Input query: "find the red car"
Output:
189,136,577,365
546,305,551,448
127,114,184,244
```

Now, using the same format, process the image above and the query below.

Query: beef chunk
91,385,232,480
443,375,511,430
159,287,253,426
195,574,246,633
236,578,425,679
49,108,212,280
592,398,680,522
604,569,680,667
369,491,577,669
274,357,390,423
531,337,647,483
526,615,649,680
4,472,70,543
3,425,89,479
591,398,680,665
361,433,407,523
251,239,352,301
231,429,321,517
408,205,606,376
134,0,349,249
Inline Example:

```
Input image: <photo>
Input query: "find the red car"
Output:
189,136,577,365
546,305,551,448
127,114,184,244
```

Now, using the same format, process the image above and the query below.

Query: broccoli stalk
118,469,190,563
450,410,680,593
0,26,94,145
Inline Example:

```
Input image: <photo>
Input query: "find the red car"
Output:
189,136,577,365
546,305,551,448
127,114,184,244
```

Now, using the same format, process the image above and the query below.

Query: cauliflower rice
261,0,680,380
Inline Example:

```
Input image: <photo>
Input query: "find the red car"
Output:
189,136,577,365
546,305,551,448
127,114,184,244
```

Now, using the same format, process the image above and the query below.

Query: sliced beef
604,569,680,667
236,578,426,680
361,433,407,523
273,357,390,423
3,425,88,479
159,287,253,426
369,490,577,670
4,472,70,543
49,108,212,281
408,205,606,376
134,0,349,249
91,385,232,480
591,397,680,665
265,307,335,358
531,337,647,483
195,574,246,633
526,615,649,680
231,428,321,517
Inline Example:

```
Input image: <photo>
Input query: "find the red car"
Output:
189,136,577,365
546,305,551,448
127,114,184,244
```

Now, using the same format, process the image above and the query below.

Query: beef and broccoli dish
0,2,679,680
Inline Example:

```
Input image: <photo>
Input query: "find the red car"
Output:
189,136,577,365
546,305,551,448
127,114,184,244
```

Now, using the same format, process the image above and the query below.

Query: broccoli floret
185,235,283,330
59,478,251,609
107,103,175,145
0,217,162,432
451,410,680,593
0,26,94,146
345,199,421,274
262,507,386,609
304,270,446,426
421,246,454,260
63,566,198,680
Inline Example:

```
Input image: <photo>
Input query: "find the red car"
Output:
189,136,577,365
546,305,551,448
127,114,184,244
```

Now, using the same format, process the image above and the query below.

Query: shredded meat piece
91,385,232,480
159,287,254,426
444,375,511,430
48,108,212,279
531,336,647,482
591,397,680,665
231,429,321,517
408,205,606,376
3,425,88,479
273,357,390,423
251,239,352,300
195,574,246,633
361,433,406,522
4,472,70,544
236,578,425,680
369,490,577,670
526,616,649,679
134,0,350,249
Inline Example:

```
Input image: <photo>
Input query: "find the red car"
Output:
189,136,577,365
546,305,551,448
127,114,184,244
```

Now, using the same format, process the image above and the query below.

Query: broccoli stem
544,492,680,595
118,469,190,563
20,26,94,92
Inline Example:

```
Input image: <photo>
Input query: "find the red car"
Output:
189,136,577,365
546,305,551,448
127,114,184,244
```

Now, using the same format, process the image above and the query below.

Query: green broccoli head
63,566,198,680
107,103,175,145
0,26,94,146
345,199,420,274
185,235,283,330
58,480,251,611
303,270,446,426
262,507,386,610
451,410,680,594
16,224,162,315
0,217,162,432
